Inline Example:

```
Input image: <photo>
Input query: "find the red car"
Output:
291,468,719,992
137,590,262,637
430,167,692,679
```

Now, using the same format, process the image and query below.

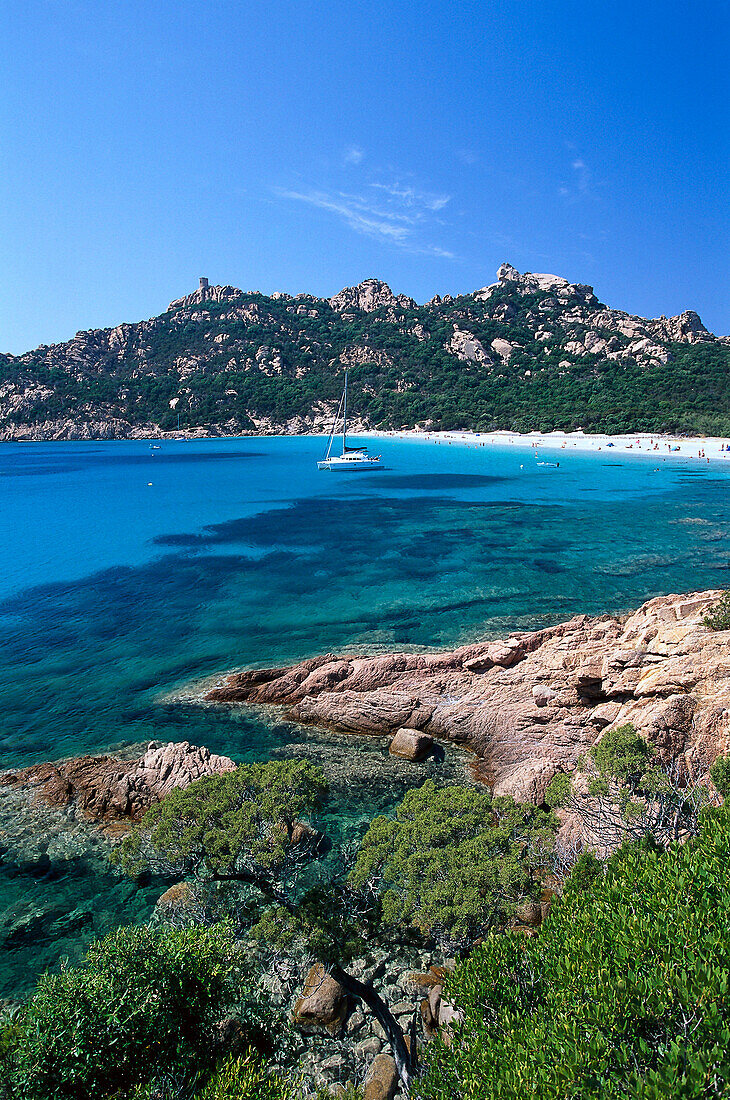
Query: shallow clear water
1,434,729,994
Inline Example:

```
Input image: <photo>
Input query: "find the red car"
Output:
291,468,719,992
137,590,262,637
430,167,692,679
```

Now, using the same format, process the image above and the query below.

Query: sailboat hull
317,457,385,471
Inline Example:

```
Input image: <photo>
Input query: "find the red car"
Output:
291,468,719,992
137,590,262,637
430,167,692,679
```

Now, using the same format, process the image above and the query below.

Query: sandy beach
373,428,730,465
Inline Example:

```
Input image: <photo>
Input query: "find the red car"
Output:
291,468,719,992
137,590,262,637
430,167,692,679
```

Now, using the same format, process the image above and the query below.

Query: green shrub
589,723,652,785
12,923,239,1100
351,781,558,950
703,592,730,631
544,771,570,808
194,1054,294,1100
127,1073,199,1099
0,1011,23,1099
710,753,730,799
566,849,602,891
117,760,328,881
415,804,730,1098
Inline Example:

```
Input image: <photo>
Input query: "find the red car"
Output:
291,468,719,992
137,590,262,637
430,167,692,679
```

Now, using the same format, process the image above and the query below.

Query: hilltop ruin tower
199,277,209,291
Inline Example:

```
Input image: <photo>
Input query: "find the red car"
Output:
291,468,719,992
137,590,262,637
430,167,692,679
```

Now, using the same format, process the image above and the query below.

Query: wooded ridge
2,263,728,440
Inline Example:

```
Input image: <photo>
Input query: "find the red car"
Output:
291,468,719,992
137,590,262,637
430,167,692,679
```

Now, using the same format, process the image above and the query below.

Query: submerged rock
363,1053,398,1100
152,881,203,926
293,962,349,1037
388,729,434,761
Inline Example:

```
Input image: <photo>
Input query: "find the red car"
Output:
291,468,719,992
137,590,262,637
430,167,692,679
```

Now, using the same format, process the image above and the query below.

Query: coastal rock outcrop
647,310,711,344
205,592,730,805
476,262,597,304
0,740,236,824
167,284,244,312
447,327,492,364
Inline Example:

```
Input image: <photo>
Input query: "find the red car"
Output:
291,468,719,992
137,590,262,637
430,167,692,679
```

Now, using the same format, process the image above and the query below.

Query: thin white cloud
344,146,364,166
369,182,451,212
572,159,592,195
427,245,456,259
275,188,409,242
558,155,596,201
274,171,456,259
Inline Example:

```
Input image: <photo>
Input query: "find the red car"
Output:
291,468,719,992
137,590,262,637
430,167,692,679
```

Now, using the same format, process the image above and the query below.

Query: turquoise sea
2,434,730,995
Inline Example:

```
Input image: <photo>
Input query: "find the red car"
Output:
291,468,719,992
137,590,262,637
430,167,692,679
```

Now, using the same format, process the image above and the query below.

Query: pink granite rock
204,591,730,826
1,740,236,824
389,729,434,761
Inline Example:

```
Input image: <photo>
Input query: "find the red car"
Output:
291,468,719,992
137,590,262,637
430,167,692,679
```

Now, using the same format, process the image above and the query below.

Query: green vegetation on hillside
2,283,729,435
415,803,730,1099
2,923,241,1100
4,758,730,1099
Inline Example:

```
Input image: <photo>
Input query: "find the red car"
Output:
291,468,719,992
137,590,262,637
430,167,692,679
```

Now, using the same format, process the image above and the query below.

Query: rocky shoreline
0,419,337,442
203,590,730,817
3,589,729,1094
0,740,236,826
10,589,724,836
3,422,730,448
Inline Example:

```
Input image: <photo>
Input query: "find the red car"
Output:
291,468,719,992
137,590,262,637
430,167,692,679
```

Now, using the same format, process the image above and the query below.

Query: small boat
534,447,559,469
317,371,384,471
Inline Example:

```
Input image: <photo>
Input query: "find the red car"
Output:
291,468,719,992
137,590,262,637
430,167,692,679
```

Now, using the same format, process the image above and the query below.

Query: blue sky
1,0,728,353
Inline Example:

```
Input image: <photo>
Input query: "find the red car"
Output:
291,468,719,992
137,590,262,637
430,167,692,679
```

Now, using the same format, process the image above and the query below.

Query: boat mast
342,370,348,453
324,389,344,461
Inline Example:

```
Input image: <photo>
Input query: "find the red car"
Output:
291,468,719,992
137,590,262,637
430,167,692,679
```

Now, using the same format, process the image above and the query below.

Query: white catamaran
317,371,385,471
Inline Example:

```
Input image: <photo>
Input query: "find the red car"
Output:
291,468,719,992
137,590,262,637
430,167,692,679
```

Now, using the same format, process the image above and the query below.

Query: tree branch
328,961,415,1093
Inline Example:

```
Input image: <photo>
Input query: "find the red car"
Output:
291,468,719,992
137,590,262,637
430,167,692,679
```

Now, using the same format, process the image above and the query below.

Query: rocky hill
2,264,728,440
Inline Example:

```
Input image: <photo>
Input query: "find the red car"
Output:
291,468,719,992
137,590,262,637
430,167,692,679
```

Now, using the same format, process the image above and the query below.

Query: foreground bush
8,923,239,1100
704,591,730,631
352,780,558,950
194,1054,295,1100
416,805,730,1099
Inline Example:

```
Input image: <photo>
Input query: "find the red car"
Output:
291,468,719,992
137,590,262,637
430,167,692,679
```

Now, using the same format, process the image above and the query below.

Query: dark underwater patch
532,559,566,574
371,474,509,489
0,449,263,479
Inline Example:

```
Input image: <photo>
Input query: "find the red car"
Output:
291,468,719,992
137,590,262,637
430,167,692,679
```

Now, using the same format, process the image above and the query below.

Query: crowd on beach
380,428,730,465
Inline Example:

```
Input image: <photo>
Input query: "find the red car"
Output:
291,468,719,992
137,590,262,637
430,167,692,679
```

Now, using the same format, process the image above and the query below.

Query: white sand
368,428,730,465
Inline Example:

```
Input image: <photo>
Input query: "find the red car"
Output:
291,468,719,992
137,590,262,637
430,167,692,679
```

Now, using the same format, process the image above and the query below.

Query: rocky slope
2,265,728,440
204,590,729,807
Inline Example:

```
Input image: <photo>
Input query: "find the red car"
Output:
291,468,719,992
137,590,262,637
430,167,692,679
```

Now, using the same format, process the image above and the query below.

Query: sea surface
2,434,729,994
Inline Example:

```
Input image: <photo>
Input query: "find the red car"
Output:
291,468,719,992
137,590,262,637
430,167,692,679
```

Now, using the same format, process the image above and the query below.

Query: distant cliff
1,264,728,440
